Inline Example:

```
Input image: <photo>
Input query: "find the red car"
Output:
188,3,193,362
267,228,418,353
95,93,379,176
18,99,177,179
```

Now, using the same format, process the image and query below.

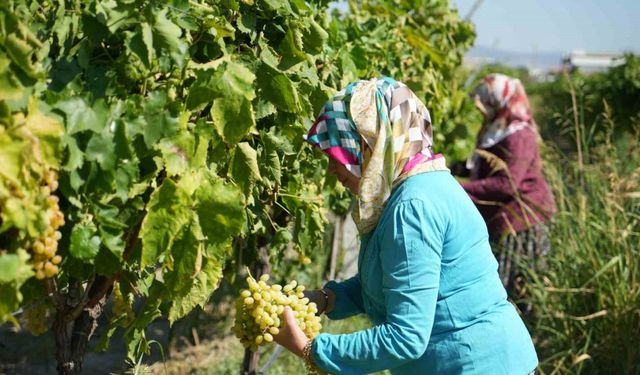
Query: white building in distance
562,51,624,73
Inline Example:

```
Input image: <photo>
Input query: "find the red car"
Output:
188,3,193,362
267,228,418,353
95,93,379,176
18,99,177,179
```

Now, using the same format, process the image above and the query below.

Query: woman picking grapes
274,77,539,375
457,74,556,312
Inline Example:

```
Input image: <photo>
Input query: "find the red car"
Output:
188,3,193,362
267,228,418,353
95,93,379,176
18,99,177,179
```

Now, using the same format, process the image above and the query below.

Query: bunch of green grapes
22,302,51,336
112,281,134,326
29,170,64,280
233,274,322,351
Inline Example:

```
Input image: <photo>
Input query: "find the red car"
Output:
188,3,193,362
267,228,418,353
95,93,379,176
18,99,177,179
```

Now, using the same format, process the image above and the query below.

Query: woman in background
459,73,556,308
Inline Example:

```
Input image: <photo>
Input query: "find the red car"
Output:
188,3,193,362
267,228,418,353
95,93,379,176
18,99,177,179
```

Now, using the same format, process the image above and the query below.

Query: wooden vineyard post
241,350,261,375
329,216,343,281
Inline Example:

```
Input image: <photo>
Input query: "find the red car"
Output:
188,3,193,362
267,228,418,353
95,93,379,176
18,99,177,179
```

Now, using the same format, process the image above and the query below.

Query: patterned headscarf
306,77,448,234
472,73,536,149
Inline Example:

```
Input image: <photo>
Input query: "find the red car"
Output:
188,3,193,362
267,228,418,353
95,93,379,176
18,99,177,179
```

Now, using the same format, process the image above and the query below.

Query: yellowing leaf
195,174,246,244
230,142,261,197
140,179,192,268
211,97,255,144
168,252,225,323
24,102,63,167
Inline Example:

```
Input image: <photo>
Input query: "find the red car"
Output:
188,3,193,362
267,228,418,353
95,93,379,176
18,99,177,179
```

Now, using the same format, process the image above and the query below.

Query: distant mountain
465,45,565,71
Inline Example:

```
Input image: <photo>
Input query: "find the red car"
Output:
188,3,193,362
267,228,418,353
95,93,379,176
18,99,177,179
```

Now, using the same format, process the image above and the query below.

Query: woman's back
367,171,538,374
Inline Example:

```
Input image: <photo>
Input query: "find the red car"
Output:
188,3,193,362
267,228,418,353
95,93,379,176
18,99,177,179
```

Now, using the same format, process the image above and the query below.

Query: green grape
233,274,323,350
22,303,50,336
262,291,272,302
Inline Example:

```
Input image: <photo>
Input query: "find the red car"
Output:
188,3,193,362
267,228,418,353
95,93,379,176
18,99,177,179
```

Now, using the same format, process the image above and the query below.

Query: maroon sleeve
461,130,536,202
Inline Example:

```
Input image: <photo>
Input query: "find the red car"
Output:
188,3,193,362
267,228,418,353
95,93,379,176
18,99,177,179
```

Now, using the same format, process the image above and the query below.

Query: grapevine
233,274,322,351
0,0,474,372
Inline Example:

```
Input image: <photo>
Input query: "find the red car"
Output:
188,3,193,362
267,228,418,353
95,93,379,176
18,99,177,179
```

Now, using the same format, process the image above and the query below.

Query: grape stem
44,277,64,309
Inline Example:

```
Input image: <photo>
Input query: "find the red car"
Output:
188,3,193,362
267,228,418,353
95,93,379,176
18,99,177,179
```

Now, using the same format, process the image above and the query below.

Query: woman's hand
274,306,309,357
303,288,336,315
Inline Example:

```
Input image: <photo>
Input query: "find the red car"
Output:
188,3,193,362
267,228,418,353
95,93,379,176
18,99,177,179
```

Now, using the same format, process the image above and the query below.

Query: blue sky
451,0,640,54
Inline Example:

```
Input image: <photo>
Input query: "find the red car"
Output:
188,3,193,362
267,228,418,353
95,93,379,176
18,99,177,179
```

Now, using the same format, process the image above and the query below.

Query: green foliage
530,54,640,151
0,0,475,365
323,0,477,160
521,97,640,374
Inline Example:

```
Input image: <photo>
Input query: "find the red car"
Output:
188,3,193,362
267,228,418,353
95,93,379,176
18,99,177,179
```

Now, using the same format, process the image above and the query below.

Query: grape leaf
0,131,25,180
237,13,256,35
254,100,277,120
157,131,196,176
55,98,109,134
186,61,256,110
127,23,154,69
140,179,192,268
168,251,225,323
162,220,222,323
153,8,188,67
302,19,328,54
257,63,300,113
261,131,284,185
3,32,42,79
0,249,32,284
61,135,84,172
230,142,262,196
24,107,64,166
86,132,117,171
211,97,255,144
70,222,101,261
0,55,23,100
263,0,294,15
142,91,180,147
194,173,246,244
278,26,306,69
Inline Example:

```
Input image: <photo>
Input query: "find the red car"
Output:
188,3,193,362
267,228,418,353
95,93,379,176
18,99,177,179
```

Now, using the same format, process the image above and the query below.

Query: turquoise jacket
312,171,538,375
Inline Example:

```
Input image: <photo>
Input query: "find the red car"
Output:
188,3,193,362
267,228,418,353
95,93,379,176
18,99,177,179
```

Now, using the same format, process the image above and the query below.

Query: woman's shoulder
392,171,456,203
501,125,539,147
382,171,462,223
375,172,461,242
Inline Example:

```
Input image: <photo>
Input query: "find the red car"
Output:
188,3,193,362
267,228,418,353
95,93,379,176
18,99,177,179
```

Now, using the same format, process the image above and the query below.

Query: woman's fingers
283,306,297,326
273,306,308,357
274,306,295,342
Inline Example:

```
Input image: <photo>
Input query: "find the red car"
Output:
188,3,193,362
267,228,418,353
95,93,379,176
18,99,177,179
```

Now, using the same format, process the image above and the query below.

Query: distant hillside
465,45,564,70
